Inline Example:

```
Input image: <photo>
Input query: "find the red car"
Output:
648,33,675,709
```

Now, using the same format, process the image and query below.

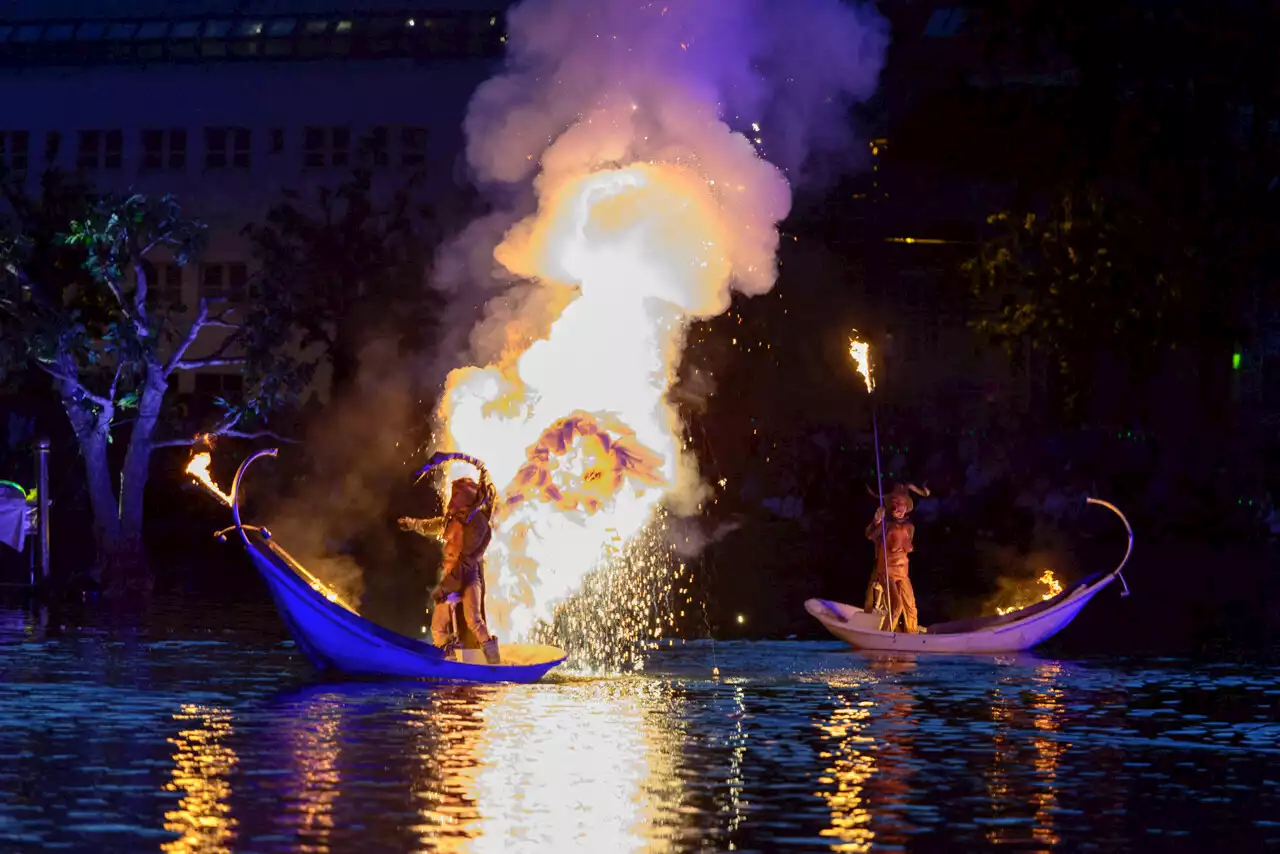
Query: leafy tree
963,187,1180,421
243,169,442,397
0,172,305,593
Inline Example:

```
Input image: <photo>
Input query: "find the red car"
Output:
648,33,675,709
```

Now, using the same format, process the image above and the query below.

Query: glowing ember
848,336,874,393
185,452,232,507
996,570,1064,616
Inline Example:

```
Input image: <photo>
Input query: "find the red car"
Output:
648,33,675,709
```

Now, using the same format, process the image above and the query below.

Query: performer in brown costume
399,476,500,663
864,483,924,633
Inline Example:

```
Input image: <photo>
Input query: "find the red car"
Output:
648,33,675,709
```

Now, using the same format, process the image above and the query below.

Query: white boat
805,498,1133,654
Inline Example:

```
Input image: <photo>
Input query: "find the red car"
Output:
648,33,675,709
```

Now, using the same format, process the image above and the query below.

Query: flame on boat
185,452,233,507
995,570,1064,616
183,450,359,613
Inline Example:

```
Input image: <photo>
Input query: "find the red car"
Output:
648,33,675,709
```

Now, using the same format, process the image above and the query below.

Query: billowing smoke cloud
465,0,888,187
434,0,889,370
263,339,423,612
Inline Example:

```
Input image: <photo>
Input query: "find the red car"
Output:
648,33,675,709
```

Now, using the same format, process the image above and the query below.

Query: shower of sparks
185,452,232,507
848,336,874,393
529,510,697,673
995,570,1064,616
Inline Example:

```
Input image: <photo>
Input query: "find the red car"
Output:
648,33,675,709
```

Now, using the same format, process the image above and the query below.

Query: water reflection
816,692,877,852
407,686,488,851
407,680,682,853
985,658,1068,845
161,704,238,854
816,655,920,852
1030,662,1067,847
281,689,347,851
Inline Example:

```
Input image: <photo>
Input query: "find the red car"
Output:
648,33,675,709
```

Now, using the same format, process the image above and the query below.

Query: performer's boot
482,637,501,665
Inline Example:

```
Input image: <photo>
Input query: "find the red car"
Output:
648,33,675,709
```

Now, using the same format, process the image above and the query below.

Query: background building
0,0,505,402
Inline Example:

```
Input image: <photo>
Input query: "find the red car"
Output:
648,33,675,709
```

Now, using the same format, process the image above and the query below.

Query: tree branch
172,357,246,371
163,298,208,376
153,421,298,449
108,357,124,403
36,361,112,409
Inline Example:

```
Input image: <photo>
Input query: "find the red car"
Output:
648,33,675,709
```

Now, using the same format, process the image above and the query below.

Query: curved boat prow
806,495,1135,654
225,448,567,684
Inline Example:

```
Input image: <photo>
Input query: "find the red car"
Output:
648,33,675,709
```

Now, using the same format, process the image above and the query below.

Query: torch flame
995,570,1064,616
185,452,232,507
848,336,874,393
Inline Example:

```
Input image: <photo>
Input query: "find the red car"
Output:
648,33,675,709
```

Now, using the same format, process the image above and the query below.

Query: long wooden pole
37,438,49,584
870,408,894,632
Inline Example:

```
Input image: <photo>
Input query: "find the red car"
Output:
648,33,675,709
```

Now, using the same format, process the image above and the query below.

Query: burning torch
849,333,895,632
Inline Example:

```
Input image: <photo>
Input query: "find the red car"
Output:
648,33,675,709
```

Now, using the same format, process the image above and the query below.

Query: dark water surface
1,601,1277,853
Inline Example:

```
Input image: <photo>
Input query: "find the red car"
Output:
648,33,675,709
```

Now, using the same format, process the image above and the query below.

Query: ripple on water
0,605,1278,852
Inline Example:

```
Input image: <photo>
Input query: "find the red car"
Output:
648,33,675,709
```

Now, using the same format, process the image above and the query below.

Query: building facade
0,0,504,403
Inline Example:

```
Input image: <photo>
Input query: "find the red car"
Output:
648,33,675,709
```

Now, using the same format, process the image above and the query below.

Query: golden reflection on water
985,658,1067,846
1030,662,1067,847
816,695,877,852
816,655,919,853
161,704,238,854
410,680,681,854
285,692,346,852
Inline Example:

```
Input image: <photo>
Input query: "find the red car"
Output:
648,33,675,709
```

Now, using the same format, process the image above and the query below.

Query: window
75,22,107,40
44,131,60,166
302,126,351,168
148,263,183,307
0,131,29,174
204,127,248,169
194,372,244,400
200,263,248,300
136,22,169,40
303,126,324,167
362,126,389,167
268,128,284,155
331,127,349,166
106,23,138,40
141,128,187,171
104,130,122,169
228,263,248,300
400,126,428,166
204,128,226,168
76,129,122,170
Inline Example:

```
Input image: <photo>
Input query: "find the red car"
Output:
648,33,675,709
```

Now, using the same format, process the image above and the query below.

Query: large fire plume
434,0,888,651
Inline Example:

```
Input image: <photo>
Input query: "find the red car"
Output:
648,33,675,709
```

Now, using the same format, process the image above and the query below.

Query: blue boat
222,449,567,684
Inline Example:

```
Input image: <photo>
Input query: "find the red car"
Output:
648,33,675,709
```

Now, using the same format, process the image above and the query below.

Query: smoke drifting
263,340,424,611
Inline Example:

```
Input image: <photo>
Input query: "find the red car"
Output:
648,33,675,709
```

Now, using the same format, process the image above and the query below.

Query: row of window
0,13,503,65
149,262,249,305
0,125,430,174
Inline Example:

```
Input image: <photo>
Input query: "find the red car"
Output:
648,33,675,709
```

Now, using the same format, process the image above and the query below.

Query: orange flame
848,336,874,393
185,452,232,507
996,570,1063,616
441,157,788,642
